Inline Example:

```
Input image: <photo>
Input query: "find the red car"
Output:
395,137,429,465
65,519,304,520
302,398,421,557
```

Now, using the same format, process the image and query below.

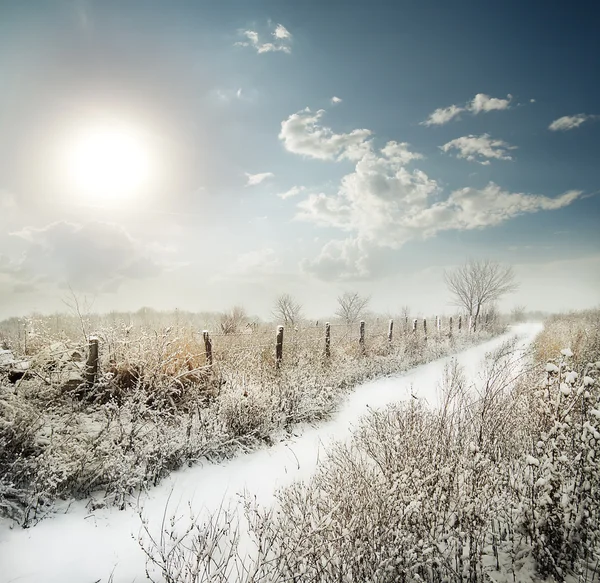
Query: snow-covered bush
518,352,599,580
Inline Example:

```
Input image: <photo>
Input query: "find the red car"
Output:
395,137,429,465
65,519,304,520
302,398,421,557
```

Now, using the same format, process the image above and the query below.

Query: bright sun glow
63,122,152,202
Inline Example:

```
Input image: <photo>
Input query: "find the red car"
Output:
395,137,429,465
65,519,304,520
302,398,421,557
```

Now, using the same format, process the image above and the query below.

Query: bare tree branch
335,292,370,326
220,306,247,334
444,260,518,322
272,294,303,327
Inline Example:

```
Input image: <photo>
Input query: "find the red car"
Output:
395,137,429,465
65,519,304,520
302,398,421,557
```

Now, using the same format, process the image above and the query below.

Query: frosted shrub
519,352,599,580
218,383,275,442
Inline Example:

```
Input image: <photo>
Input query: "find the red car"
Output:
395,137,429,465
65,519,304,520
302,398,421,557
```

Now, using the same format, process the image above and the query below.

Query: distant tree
444,260,518,325
335,292,370,326
272,294,303,327
220,305,247,334
511,304,527,323
401,305,411,322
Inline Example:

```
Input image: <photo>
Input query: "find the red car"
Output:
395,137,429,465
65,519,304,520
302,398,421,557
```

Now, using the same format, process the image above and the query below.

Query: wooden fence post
449,316,453,337
412,319,417,334
423,318,427,340
458,315,462,332
85,336,99,387
388,319,394,343
359,320,365,355
276,325,284,369
325,322,331,358
469,316,473,333
203,330,213,366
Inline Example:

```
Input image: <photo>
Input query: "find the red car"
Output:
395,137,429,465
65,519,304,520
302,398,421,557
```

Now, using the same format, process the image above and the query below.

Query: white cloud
300,163,581,248
440,134,517,164
299,181,582,281
278,104,583,281
421,104,465,126
245,172,274,186
469,93,512,114
301,238,371,281
279,108,372,161
421,93,512,126
273,24,291,40
413,184,582,233
548,114,597,131
1,221,170,292
277,185,307,199
235,24,292,54
331,96,343,105
296,142,436,248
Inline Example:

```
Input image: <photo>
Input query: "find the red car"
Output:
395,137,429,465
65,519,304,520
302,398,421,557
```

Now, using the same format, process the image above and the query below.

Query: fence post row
275,325,284,369
85,336,99,387
75,314,471,382
359,320,365,355
203,330,213,366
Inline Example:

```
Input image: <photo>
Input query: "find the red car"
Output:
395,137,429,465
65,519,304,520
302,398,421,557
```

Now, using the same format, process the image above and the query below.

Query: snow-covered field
0,323,542,583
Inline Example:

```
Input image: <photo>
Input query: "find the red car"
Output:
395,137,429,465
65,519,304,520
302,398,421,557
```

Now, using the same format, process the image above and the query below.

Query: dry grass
534,309,600,372
0,312,504,525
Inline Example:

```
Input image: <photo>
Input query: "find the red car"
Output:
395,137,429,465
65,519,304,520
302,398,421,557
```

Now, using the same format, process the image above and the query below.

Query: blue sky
0,0,598,319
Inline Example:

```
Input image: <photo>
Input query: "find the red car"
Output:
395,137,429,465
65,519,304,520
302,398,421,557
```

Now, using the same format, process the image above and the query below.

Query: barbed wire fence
1,310,499,388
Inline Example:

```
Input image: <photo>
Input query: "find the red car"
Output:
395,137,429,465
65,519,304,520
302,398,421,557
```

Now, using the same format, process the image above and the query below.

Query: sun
63,121,152,203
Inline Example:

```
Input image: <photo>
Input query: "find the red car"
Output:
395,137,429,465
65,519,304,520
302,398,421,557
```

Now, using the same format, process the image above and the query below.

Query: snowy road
0,323,542,583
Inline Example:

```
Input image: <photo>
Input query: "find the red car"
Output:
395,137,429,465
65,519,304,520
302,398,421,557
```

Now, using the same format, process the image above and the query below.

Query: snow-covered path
0,323,542,583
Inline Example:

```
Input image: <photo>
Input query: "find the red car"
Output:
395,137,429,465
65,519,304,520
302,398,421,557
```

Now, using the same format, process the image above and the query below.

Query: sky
0,0,599,320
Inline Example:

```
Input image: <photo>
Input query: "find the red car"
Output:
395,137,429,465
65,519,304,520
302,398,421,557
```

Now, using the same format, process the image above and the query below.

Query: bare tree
444,260,518,325
335,292,370,326
272,294,303,327
220,305,247,334
511,304,526,323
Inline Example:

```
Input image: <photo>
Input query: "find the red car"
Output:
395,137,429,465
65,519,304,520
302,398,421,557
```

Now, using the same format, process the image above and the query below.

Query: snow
0,323,543,583
0,349,15,367
565,371,578,384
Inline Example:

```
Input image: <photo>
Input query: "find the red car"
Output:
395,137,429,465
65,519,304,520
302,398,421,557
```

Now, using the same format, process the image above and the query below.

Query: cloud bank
280,106,583,280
